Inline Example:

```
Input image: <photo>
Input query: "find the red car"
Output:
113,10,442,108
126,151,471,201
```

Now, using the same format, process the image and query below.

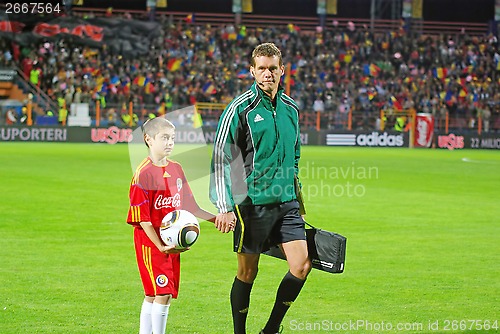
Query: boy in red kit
127,117,215,334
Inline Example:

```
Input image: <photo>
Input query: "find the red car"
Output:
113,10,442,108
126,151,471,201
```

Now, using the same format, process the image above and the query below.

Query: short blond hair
142,117,175,147
251,42,283,67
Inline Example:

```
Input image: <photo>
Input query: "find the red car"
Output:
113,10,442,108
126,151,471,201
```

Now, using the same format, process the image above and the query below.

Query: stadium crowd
1,11,499,131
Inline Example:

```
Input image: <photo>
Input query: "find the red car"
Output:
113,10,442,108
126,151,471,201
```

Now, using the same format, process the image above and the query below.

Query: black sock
231,277,253,334
263,271,306,334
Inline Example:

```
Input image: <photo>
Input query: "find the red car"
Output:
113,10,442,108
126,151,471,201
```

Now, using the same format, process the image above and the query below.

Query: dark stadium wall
335,0,495,22
333,0,372,19
422,0,494,23
79,0,495,23
81,0,233,13
251,0,317,16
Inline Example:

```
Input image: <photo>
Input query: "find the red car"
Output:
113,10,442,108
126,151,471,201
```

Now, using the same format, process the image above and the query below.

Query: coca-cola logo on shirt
154,193,181,210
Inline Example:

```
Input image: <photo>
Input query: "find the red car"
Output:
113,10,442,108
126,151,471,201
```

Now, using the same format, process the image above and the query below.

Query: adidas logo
254,114,264,122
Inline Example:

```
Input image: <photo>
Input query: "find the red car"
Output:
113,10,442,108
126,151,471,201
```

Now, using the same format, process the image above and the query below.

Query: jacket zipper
272,106,282,166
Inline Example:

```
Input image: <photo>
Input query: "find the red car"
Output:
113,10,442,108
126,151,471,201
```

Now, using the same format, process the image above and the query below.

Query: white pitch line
461,157,499,164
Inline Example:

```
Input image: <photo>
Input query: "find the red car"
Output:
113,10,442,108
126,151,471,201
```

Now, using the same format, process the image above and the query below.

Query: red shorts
134,227,180,298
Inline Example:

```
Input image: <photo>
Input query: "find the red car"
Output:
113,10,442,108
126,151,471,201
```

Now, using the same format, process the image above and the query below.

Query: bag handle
294,175,316,229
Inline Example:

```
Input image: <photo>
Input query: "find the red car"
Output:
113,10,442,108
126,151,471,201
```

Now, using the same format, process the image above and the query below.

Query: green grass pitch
0,143,498,333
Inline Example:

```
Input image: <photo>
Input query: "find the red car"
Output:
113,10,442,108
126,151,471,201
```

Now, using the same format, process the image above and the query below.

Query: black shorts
233,200,306,254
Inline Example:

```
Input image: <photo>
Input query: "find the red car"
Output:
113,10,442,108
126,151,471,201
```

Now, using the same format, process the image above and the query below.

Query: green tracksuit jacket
210,82,301,213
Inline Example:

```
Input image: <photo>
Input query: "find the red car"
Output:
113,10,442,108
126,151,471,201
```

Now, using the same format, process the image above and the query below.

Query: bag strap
294,175,306,215
304,220,317,229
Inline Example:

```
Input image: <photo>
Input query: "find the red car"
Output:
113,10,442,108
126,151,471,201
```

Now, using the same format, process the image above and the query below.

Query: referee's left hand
215,212,236,233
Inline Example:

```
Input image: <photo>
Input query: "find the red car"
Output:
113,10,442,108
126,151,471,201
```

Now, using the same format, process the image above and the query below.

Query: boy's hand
158,244,189,254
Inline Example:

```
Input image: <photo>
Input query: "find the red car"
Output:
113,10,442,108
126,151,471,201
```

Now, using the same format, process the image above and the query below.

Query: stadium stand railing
88,99,499,134
72,8,489,36
12,65,59,117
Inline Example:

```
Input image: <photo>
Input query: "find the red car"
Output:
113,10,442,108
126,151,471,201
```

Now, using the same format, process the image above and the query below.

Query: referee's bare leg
262,239,311,334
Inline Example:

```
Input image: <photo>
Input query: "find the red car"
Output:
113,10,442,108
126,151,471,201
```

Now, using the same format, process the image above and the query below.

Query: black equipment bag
263,222,347,274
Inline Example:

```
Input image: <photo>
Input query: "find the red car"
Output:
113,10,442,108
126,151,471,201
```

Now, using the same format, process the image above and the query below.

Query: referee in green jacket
210,42,311,334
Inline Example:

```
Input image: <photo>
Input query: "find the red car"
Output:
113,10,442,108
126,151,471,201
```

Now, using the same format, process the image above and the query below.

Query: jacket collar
252,82,284,110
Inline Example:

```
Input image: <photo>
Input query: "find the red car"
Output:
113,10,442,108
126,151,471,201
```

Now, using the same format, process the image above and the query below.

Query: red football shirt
127,157,197,227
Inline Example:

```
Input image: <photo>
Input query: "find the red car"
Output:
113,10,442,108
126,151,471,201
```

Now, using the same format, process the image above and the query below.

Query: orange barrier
128,101,133,126
96,100,101,127
445,112,449,134
27,101,32,126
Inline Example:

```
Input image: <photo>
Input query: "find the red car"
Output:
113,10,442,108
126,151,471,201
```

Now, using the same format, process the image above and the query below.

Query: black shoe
259,326,283,334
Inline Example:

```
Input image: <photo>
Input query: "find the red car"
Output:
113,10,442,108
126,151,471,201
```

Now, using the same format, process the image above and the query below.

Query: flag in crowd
237,69,250,79
390,95,403,111
184,14,194,23
363,63,381,77
202,82,216,95
433,67,448,79
167,58,182,72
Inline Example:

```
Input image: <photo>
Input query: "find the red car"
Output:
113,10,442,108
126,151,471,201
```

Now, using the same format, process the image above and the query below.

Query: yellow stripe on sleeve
133,158,151,184
130,206,141,223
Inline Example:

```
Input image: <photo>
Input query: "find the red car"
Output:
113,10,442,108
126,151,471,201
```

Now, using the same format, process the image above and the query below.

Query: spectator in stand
107,108,118,126
63,0,72,15
58,105,68,125
64,89,74,109
313,95,325,114
480,103,491,133
29,64,42,87
21,56,33,78
73,87,82,104
146,0,156,21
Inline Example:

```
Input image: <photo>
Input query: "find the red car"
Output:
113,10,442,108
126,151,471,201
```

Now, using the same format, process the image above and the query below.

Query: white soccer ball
160,210,200,250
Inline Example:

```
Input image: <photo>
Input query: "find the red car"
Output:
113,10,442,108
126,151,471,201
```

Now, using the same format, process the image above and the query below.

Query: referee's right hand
215,212,236,233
